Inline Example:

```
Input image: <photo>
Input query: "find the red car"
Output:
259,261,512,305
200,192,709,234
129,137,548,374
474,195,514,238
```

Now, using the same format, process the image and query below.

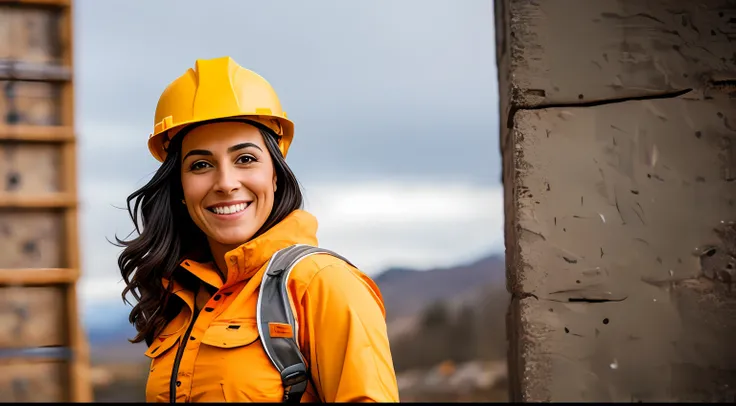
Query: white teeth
212,203,247,215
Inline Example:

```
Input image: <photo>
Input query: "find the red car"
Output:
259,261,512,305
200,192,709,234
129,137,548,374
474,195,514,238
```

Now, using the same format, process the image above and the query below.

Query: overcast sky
73,0,502,307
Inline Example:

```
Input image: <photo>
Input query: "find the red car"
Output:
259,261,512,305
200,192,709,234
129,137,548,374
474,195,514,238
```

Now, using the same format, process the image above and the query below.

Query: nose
213,165,241,194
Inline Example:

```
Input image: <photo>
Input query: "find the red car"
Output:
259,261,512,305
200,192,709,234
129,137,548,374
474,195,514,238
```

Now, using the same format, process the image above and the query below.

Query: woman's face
180,121,277,247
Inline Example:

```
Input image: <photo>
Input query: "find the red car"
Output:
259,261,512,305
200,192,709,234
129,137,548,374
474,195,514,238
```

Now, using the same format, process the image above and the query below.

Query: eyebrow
182,142,263,161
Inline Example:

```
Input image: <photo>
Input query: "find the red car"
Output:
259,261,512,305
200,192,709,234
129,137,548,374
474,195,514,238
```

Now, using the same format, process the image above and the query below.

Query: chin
213,231,257,246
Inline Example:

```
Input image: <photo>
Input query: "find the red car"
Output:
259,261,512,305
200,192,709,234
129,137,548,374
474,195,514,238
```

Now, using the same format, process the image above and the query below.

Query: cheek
249,171,276,200
181,174,209,204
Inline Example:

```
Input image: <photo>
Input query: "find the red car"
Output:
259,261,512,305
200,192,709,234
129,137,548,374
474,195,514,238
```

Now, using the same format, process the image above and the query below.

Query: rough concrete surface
499,0,736,107
497,0,736,402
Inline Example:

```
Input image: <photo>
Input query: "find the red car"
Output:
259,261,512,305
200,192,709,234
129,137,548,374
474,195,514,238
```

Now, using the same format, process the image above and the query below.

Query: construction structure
0,0,91,402
497,0,736,402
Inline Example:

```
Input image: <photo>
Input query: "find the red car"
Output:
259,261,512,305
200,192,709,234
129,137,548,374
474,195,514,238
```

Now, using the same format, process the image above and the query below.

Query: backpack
256,244,356,403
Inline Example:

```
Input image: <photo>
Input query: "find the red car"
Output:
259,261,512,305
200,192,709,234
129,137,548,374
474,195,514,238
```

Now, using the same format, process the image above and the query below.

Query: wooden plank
0,193,75,208
0,124,74,141
0,141,62,193
0,1,89,402
66,283,92,402
0,61,72,81
0,267,77,285
0,0,69,6
0,80,61,126
0,358,68,402
0,209,65,268
58,2,91,400
0,5,64,66
0,285,67,348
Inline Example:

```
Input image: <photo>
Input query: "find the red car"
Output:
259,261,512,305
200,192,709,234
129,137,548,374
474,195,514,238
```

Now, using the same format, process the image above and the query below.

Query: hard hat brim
147,114,294,162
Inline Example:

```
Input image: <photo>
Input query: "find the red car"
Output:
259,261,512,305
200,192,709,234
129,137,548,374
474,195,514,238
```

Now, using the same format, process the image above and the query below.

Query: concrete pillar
496,0,736,401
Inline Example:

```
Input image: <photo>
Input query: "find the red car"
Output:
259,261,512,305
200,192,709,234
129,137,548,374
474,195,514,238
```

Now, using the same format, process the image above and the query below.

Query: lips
206,202,251,215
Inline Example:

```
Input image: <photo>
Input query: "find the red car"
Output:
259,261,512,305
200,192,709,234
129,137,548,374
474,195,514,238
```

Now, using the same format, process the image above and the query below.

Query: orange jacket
144,210,400,402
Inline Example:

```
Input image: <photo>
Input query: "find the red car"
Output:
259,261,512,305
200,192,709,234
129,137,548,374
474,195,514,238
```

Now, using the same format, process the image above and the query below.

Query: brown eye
236,155,255,165
190,161,211,171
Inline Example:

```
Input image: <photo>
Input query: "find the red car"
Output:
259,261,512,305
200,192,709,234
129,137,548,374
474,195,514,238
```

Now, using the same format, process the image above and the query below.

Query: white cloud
303,180,504,272
77,178,504,306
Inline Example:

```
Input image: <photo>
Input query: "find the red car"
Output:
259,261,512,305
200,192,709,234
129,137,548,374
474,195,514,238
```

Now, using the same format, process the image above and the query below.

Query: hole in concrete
564,327,569,333
603,318,610,325
576,280,581,284
711,29,716,35
578,94,584,99
695,131,702,138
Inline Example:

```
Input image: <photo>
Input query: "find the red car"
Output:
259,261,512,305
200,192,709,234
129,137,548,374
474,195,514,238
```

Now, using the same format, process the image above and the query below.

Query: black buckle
281,364,308,387
281,364,308,402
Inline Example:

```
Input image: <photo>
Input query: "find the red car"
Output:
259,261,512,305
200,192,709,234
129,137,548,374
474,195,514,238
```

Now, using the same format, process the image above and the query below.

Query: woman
116,56,400,403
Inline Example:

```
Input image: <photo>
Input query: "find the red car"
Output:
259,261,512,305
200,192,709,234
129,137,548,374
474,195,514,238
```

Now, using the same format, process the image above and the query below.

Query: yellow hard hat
147,56,294,162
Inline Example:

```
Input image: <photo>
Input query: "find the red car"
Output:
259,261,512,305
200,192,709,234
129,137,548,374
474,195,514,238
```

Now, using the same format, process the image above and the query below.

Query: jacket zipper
169,305,201,403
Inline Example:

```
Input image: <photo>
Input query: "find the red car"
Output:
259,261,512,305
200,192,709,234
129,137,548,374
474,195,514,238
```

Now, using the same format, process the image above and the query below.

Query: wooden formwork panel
0,209,65,268
0,285,67,348
0,0,90,402
0,80,61,126
0,141,62,193
0,359,68,402
0,5,64,65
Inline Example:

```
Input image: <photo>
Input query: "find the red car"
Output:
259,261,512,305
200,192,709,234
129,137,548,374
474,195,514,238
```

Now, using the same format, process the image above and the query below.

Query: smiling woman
114,56,399,403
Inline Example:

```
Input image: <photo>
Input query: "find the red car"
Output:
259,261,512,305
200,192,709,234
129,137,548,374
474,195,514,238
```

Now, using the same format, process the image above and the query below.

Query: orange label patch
269,322,293,338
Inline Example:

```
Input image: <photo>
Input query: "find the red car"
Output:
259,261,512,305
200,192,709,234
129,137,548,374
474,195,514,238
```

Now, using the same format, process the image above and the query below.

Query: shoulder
286,249,385,307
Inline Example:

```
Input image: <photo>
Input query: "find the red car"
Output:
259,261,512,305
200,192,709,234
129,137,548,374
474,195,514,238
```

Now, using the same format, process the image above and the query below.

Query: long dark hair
115,120,303,345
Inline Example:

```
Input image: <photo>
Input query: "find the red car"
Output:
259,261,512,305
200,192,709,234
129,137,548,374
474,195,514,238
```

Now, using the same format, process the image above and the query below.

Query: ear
273,174,278,192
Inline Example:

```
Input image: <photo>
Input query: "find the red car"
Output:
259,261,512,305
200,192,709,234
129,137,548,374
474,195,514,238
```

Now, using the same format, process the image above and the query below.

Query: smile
207,202,250,215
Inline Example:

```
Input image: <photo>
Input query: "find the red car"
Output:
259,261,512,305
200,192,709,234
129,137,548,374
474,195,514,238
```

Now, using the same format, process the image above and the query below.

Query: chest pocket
198,319,285,402
200,320,260,348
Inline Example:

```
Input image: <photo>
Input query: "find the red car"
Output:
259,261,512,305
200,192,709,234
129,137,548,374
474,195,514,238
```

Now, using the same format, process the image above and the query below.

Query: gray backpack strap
257,244,355,403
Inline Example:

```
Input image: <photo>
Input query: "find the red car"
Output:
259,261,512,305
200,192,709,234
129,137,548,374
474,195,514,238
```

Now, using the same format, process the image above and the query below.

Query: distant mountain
374,254,506,322
84,253,508,363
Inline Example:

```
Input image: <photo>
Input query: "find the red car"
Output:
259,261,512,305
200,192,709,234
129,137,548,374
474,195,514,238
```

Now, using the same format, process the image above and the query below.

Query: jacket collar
170,209,319,290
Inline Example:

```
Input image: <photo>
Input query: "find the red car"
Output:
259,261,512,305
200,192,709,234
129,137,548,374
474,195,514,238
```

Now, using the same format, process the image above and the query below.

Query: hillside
374,254,506,322
85,253,509,364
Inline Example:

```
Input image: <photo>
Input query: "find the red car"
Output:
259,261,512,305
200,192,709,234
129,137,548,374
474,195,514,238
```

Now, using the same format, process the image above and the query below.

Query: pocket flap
145,333,181,359
201,319,259,349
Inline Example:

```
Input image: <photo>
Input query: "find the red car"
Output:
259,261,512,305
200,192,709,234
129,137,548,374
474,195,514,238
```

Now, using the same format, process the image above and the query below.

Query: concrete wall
496,0,736,401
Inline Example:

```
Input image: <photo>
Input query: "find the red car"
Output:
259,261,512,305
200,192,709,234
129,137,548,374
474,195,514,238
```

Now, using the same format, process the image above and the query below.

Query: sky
72,0,503,309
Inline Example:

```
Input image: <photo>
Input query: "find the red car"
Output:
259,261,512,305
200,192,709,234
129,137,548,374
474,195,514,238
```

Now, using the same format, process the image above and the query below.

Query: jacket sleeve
300,263,400,403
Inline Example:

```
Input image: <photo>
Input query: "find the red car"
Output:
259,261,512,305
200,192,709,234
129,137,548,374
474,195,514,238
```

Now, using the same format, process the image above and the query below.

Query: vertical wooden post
0,0,92,402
